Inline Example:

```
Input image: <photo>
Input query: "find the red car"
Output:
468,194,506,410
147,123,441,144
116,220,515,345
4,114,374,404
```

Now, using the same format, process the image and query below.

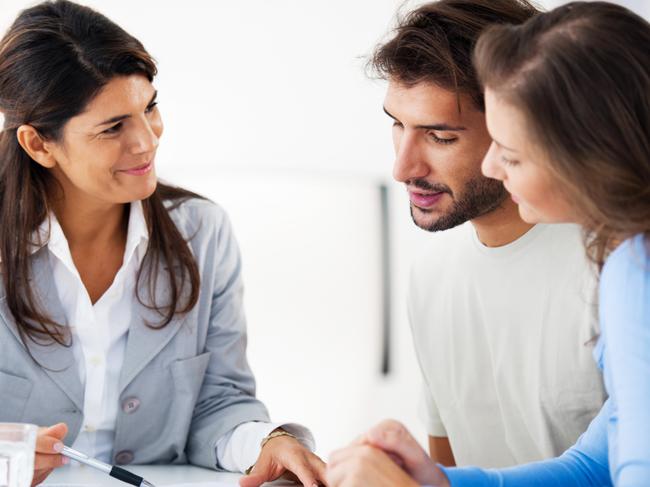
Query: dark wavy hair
0,0,202,349
474,1,650,267
368,0,540,111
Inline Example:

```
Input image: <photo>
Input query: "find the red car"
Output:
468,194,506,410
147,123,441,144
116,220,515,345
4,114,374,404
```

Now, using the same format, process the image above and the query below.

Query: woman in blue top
326,2,650,487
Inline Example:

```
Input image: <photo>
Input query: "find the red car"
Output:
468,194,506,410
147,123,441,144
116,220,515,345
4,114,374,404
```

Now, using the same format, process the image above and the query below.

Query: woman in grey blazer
0,2,324,486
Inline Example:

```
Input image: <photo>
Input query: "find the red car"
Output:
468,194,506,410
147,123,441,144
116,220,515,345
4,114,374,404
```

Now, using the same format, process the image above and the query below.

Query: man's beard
410,176,508,232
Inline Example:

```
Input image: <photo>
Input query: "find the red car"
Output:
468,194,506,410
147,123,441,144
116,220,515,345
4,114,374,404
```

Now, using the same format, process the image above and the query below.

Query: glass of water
0,424,37,487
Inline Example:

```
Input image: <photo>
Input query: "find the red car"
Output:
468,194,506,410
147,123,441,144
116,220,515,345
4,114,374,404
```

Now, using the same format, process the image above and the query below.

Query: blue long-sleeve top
441,234,650,487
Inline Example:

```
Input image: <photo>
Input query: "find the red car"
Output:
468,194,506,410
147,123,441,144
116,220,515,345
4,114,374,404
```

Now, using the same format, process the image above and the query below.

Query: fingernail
62,456,70,465
53,442,64,453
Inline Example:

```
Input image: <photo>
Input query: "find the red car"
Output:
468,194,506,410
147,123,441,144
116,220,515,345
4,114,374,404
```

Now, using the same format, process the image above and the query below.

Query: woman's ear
16,125,58,168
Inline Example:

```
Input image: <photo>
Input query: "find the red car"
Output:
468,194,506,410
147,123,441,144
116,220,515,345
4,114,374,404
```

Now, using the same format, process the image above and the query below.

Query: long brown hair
0,0,202,348
474,1,650,267
368,0,540,111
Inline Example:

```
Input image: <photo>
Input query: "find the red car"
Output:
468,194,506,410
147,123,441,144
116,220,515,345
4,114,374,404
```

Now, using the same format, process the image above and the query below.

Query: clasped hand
326,420,450,487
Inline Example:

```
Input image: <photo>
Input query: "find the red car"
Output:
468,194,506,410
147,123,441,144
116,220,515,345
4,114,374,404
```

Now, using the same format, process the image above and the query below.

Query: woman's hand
358,419,448,485
32,423,69,487
327,444,421,487
239,434,327,487
326,420,450,487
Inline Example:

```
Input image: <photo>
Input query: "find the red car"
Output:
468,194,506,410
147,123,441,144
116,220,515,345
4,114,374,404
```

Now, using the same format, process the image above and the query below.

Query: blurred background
1,0,648,459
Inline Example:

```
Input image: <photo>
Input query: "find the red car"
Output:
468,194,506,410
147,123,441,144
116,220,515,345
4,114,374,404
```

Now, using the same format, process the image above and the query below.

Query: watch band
244,429,297,475
261,429,296,449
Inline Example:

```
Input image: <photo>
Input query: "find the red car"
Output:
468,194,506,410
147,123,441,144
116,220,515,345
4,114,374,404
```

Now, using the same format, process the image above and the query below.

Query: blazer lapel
118,262,186,394
0,249,84,412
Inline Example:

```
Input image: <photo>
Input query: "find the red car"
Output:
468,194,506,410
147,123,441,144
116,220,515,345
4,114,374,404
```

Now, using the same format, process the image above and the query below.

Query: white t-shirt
409,222,606,468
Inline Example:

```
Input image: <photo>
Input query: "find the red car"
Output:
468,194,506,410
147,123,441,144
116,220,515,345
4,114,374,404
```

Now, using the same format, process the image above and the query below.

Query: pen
61,446,156,487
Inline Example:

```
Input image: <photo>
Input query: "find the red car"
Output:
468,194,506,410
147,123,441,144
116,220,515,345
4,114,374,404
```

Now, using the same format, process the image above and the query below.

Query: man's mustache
408,179,453,196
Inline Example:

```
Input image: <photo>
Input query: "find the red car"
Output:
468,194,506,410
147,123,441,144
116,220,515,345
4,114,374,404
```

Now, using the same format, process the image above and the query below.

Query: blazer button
115,451,134,465
122,397,141,414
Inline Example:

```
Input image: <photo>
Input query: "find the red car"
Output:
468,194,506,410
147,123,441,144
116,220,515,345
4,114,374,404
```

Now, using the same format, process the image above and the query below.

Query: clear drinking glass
0,424,37,487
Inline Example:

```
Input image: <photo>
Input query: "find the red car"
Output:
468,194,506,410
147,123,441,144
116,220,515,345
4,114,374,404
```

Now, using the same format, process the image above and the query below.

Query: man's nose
393,132,431,183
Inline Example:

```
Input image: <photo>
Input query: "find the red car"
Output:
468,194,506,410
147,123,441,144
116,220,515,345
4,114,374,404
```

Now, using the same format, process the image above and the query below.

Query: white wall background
1,0,647,460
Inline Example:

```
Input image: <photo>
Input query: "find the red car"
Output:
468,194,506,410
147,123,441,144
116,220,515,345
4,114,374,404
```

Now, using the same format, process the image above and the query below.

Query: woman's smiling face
41,74,163,205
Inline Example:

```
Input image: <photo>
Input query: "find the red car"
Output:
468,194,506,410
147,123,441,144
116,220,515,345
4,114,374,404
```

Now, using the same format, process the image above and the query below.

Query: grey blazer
0,198,270,469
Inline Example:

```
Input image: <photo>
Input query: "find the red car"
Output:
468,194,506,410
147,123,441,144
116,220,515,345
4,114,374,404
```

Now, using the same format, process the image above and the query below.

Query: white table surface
43,464,297,486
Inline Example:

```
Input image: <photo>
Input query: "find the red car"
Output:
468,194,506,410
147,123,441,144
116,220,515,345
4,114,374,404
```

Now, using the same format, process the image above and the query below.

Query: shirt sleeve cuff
439,464,500,486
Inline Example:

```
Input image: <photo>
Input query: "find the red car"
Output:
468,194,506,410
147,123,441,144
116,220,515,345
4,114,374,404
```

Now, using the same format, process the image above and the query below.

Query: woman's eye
501,155,519,166
429,132,457,145
102,122,122,135
145,102,158,114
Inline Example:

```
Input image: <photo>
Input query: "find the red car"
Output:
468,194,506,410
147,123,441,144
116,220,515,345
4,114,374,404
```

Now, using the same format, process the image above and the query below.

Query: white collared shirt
39,201,312,472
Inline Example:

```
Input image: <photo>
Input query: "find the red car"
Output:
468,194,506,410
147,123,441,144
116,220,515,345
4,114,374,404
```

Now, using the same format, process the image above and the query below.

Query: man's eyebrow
383,106,466,131
95,91,158,127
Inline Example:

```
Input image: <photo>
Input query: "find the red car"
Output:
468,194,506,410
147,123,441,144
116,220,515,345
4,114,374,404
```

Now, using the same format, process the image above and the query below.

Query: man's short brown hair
369,0,539,110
